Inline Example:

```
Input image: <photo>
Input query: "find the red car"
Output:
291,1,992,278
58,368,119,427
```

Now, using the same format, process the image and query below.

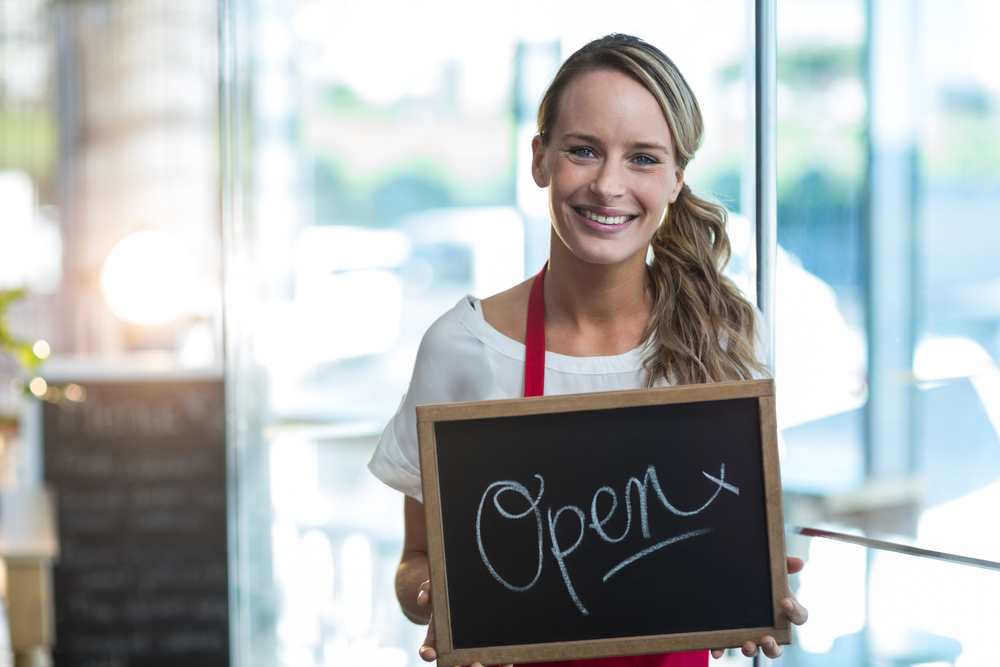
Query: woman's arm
397,496,512,667
397,496,438,663
397,495,431,624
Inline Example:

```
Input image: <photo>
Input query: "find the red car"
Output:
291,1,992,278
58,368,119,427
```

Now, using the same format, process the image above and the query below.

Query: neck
542,234,653,356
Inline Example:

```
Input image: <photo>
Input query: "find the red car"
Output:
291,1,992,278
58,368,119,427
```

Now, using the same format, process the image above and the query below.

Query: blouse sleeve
367,298,498,502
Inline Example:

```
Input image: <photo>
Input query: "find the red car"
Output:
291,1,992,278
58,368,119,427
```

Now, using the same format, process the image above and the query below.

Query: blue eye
633,154,657,165
570,147,596,158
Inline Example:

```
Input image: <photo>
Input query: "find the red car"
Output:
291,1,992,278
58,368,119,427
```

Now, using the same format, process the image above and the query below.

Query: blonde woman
369,33,807,667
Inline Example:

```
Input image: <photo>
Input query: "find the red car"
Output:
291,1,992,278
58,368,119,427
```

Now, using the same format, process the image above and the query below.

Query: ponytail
530,34,764,384
643,185,767,386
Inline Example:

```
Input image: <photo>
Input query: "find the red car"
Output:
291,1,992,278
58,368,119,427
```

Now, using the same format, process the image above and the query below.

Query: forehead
552,69,672,148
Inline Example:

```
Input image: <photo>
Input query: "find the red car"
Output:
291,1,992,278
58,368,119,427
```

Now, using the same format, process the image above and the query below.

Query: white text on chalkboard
476,464,739,615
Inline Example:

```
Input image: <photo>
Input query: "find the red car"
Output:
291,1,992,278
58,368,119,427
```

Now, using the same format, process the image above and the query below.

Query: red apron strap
518,262,707,667
524,263,548,398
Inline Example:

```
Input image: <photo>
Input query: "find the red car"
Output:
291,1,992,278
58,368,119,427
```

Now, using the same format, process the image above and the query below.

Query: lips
579,208,634,225
574,207,638,233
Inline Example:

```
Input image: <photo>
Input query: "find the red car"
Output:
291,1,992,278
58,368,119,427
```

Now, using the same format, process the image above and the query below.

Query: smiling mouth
578,208,636,226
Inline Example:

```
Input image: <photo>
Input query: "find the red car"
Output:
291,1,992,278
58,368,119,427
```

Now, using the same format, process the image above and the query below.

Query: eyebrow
561,133,672,155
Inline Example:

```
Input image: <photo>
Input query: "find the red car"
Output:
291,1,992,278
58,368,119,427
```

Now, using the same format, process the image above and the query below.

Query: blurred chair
0,488,58,667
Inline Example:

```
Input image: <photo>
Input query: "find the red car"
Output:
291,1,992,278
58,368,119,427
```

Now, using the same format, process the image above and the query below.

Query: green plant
0,289,41,372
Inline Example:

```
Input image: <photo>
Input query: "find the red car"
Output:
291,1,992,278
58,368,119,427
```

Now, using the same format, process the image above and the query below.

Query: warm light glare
29,377,47,397
100,231,197,326
64,383,87,402
9,378,24,394
32,339,50,359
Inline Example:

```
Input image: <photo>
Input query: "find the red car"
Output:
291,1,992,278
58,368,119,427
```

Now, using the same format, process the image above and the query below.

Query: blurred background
0,0,998,665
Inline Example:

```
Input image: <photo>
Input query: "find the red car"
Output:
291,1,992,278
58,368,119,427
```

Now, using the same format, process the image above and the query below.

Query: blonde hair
537,34,766,385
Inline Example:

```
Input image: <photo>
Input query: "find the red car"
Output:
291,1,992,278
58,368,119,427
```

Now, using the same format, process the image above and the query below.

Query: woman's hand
416,580,512,667
416,581,437,663
710,556,809,660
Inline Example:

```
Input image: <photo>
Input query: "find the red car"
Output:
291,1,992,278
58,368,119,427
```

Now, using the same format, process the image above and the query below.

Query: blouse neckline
456,295,651,376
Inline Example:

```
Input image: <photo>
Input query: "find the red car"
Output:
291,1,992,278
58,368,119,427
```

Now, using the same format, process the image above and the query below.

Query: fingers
417,643,436,662
732,585,805,661
415,593,505,667
418,612,436,662
712,642,789,661
417,580,431,607
783,556,809,625
781,595,809,625
741,637,782,659
748,637,783,659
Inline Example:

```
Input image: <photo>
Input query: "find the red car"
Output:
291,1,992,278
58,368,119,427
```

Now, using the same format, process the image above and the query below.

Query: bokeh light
29,377,47,397
64,383,87,402
32,339,50,359
100,231,197,326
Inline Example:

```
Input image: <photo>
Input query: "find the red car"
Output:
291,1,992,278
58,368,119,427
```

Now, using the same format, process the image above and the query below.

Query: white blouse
367,295,668,502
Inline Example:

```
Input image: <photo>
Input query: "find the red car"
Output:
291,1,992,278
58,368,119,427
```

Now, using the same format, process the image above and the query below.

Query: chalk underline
602,528,714,582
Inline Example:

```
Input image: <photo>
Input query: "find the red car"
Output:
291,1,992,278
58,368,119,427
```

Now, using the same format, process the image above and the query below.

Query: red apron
519,264,707,667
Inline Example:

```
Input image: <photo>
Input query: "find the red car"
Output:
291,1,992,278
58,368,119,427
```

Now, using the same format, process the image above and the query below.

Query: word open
476,464,739,615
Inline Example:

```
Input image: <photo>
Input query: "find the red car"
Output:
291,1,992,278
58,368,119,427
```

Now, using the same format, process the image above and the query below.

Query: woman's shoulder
411,295,513,386
416,296,481,360
479,277,533,345
407,295,523,405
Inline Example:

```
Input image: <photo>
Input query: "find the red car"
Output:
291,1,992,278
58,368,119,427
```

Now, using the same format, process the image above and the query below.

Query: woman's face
532,68,684,269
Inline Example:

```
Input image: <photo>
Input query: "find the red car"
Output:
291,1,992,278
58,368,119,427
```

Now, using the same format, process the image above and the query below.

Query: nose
590,160,625,200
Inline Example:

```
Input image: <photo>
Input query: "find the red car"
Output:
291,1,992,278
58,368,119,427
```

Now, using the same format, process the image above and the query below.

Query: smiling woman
531,69,684,271
487,35,765,381
368,33,806,667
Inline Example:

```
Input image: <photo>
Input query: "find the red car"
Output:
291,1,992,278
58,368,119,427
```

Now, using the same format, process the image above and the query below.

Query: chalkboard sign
42,378,228,667
417,380,788,666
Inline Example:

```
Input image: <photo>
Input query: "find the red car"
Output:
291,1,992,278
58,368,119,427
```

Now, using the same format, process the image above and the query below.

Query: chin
563,242,649,268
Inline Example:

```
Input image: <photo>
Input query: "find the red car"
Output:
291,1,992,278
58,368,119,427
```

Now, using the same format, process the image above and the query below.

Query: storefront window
777,1,1000,665
223,2,754,664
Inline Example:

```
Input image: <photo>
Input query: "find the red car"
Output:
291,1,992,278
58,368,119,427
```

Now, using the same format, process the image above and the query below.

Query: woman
368,34,807,666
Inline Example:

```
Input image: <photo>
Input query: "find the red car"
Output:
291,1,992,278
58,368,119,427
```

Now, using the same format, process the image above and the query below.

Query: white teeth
581,209,630,225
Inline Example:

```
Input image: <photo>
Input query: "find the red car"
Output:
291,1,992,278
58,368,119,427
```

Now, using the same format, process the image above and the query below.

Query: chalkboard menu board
43,378,228,667
417,380,789,666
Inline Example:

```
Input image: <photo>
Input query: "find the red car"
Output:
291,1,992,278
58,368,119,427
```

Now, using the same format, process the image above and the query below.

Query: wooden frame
417,379,789,666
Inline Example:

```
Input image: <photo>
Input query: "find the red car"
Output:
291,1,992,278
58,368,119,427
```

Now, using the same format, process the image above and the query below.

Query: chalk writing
547,504,589,614
77,389,186,439
476,476,545,592
159,630,227,654
45,379,228,666
477,463,739,614
603,528,713,582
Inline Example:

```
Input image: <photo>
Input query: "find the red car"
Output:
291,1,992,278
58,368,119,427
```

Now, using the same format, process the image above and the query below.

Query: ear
668,167,684,204
530,134,549,188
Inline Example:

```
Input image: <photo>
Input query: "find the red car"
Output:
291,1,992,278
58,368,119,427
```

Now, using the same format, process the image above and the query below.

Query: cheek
548,166,578,203
639,180,673,214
